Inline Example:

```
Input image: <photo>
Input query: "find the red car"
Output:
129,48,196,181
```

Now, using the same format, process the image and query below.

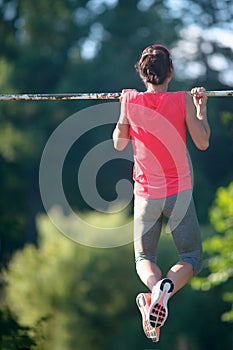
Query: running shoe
136,293,160,342
148,278,174,328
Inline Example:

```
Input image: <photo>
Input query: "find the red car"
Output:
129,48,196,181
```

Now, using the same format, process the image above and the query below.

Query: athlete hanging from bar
112,44,211,343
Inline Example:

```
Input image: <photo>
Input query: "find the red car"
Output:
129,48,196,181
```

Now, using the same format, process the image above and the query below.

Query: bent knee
135,255,156,275
180,249,203,276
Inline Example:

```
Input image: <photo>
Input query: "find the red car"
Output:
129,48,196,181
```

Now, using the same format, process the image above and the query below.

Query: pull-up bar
0,90,232,101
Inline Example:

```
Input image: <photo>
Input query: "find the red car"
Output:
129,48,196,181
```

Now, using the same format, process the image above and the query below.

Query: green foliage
0,122,41,161
211,184,233,233
192,182,233,322
3,212,232,350
0,58,14,90
3,210,138,349
0,308,36,350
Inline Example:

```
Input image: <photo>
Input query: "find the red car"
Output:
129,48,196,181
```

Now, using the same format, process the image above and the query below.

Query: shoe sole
136,293,160,342
148,278,174,328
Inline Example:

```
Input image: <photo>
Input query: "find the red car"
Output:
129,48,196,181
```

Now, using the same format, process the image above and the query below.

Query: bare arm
112,93,130,151
185,87,211,150
112,123,130,151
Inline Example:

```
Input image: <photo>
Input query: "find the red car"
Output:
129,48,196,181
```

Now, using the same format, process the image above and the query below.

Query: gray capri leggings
134,190,202,275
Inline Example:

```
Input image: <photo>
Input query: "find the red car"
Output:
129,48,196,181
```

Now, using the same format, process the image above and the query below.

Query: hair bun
135,44,173,85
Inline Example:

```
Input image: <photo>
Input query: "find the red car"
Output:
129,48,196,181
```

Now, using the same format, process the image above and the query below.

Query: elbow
113,142,121,151
197,140,210,151
113,140,126,151
196,131,211,151
112,131,122,151
112,126,129,151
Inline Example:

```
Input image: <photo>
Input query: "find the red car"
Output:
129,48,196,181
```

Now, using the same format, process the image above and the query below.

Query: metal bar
0,91,232,101
0,92,122,101
205,90,233,97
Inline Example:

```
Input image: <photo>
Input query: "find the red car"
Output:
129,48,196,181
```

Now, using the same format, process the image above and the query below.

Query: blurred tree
0,0,97,263
2,211,232,350
162,0,233,87
0,308,36,350
3,211,137,350
192,182,233,323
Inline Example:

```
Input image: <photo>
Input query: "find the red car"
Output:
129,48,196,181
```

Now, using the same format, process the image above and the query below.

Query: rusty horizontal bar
0,92,121,101
205,90,233,97
0,90,232,101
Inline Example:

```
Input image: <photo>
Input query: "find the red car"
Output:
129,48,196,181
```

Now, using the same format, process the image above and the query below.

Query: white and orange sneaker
136,293,160,342
148,278,174,329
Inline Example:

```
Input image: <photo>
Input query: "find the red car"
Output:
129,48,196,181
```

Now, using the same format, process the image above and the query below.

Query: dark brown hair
135,44,173,85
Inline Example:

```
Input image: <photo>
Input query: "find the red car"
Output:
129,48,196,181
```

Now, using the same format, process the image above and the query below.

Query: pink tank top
122,89,192,198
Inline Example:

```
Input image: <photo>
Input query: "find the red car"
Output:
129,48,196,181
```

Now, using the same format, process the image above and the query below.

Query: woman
112,44,210,342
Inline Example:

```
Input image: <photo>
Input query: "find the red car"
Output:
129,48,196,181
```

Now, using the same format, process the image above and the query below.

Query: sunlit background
0,0,233,349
